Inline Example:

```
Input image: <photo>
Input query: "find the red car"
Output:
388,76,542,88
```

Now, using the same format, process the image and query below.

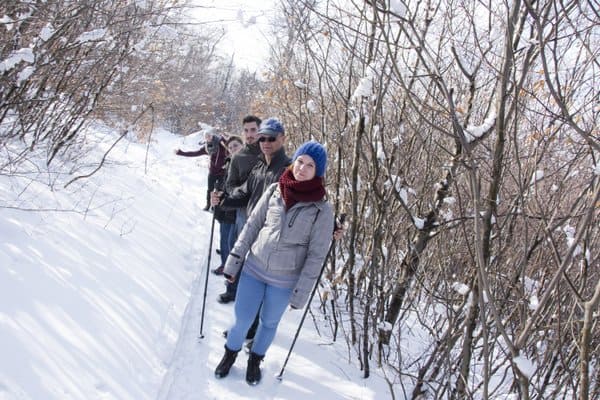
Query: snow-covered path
154,202,382,399
0,127,393,399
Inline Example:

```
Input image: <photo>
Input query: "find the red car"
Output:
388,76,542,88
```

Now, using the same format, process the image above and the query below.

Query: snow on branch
0,48,34,72
352,76,373,100
40,24,55,41
389,0,408,18
452,282,470,295
294,80,308,89
352,63,381,101
513,355,536,379
464,111,496,143
76,28,107,43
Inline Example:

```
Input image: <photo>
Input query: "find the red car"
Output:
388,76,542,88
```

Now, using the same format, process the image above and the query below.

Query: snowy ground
0,124,395,399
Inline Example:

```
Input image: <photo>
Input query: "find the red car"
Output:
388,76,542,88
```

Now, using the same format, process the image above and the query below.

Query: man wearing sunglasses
211,117,291,305
212,116,262,279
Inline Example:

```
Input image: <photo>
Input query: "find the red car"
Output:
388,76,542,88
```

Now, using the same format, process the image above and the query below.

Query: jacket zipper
288,207,302,228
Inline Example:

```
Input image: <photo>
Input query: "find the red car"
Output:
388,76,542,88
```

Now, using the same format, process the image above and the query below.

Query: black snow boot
214,345,239,378
246,352,264,385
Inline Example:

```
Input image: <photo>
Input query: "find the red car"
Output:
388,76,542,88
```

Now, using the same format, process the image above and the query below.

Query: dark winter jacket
224,183,334,309
220,147,291,216
225,142,262,194
213,158,236,224
176,136,228,176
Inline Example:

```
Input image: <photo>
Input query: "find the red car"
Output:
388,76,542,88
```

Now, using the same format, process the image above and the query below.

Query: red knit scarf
278,168,326,210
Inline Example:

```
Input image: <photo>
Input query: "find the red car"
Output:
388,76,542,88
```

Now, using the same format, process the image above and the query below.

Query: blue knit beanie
293,141,328,177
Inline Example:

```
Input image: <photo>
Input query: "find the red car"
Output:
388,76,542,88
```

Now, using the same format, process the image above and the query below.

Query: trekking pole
198,181,221,340
276,213,346,380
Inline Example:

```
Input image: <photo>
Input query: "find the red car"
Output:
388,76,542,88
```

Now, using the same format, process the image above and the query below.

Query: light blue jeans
235,208,247,236
226,271,292,356
224,209,248,296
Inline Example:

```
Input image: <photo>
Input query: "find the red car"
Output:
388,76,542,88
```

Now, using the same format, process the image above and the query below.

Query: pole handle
336,213,347,230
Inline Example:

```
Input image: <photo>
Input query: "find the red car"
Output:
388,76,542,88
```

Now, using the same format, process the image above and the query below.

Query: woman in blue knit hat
214,140,334,385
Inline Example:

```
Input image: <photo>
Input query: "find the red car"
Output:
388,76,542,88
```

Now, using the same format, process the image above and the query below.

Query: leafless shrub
267,0,599,398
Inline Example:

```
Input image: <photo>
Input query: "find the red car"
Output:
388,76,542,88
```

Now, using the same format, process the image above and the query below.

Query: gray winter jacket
224,183,334,309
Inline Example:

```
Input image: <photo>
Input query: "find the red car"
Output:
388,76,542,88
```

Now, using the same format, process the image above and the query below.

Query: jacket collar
260,147,289,167
245,142,261,155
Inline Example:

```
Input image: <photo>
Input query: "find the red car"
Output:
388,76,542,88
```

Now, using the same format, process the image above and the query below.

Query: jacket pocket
267,247,304,276
283,208,314,245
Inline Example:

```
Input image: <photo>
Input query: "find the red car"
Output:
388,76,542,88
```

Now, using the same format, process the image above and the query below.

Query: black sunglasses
258,136,278,143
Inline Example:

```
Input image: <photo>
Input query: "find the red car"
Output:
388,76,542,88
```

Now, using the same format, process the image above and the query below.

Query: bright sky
189,0,278,71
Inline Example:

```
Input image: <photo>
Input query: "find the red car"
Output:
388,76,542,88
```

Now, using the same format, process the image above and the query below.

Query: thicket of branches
0,1,264,180
2,1,598,398
264,1,599,399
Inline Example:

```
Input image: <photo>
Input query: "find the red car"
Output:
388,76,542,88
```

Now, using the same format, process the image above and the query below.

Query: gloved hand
210,191,223,207
224,253,243,276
